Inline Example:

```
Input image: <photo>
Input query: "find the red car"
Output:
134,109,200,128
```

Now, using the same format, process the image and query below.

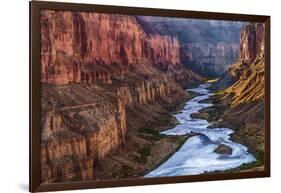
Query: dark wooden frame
30,1,271,192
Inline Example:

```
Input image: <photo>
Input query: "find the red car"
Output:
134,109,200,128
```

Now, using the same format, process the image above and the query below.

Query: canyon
40,11,191,85
40,10,265,183
197,23,265,165
136,16,243,76
221,23,265,156
40,10,201,183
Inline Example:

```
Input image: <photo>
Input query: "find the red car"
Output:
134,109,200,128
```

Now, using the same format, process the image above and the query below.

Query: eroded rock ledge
40,72,196,182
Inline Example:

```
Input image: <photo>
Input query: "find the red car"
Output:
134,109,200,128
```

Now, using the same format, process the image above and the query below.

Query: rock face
136,16,243,76
239,23,265,63
180,42,239,76
41,11,181,85
239,25,257,62
226,23,265,106
40,85,128,183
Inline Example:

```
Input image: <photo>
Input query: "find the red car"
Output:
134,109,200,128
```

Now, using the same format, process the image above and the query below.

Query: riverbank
93,88,196,180
190,90,265,172
145,83,256,177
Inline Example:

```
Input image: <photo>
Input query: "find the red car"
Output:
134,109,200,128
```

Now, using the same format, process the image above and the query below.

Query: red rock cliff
226,23,265,106
239,23,265,63
40,74,185,183
40,86,128,183
41,11,180,84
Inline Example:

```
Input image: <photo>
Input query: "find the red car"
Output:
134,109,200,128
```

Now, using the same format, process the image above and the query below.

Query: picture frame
30,1,270,192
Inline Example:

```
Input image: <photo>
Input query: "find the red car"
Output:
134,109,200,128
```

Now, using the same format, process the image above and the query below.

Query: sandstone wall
117,79,171,106
40,91,127,182
40,76,178,182
41,11,180,84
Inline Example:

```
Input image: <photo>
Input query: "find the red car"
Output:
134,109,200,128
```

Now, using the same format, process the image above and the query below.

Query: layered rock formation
40,84,127,182
239,23,265,63
41,11,181,85
40,73,191,182
226,23,265,106
180,42,239,76
136,16,243,76
211,23,265,157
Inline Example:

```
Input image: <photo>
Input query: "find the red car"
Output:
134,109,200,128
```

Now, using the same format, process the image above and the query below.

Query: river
145,83,256,177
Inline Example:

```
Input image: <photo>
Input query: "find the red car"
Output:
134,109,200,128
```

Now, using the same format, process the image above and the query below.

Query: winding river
145,83,256,177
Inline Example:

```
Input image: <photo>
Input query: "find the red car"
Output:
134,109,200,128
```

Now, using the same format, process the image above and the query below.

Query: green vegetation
120,165,133,178
238,150,264,170
138,127,159,135
170,135,188,147
157,114,172,125
238,161,262,170
190,103,225,123
190,93,228,123
191,90,265,174
209,150,264,174
136,145,152,164
111,165,133,178
137,127,164,141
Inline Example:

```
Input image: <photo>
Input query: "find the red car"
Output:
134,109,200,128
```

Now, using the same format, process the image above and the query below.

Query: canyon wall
239,23,265,63
136,16,243,76
213,23,266,155
226,23,265,106
40,75,184,182
41,11,180,85
40,87,127,182
180,42,239,76
197,23,266,165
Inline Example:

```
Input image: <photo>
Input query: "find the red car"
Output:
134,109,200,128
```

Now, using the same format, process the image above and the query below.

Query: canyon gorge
136,17,243,77
194,23,266,170
40,10,265,183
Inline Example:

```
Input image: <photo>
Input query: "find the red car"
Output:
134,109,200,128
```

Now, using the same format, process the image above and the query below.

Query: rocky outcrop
146,35,180,70
40,111,94,183
40,71,187,182
41,11,181,85
117,80,169,106
225,23,265,107
214,144,232,155
40,84,128,183
240,23,265,63
255,23,265,57
213,23,265,92
239,25,257,62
